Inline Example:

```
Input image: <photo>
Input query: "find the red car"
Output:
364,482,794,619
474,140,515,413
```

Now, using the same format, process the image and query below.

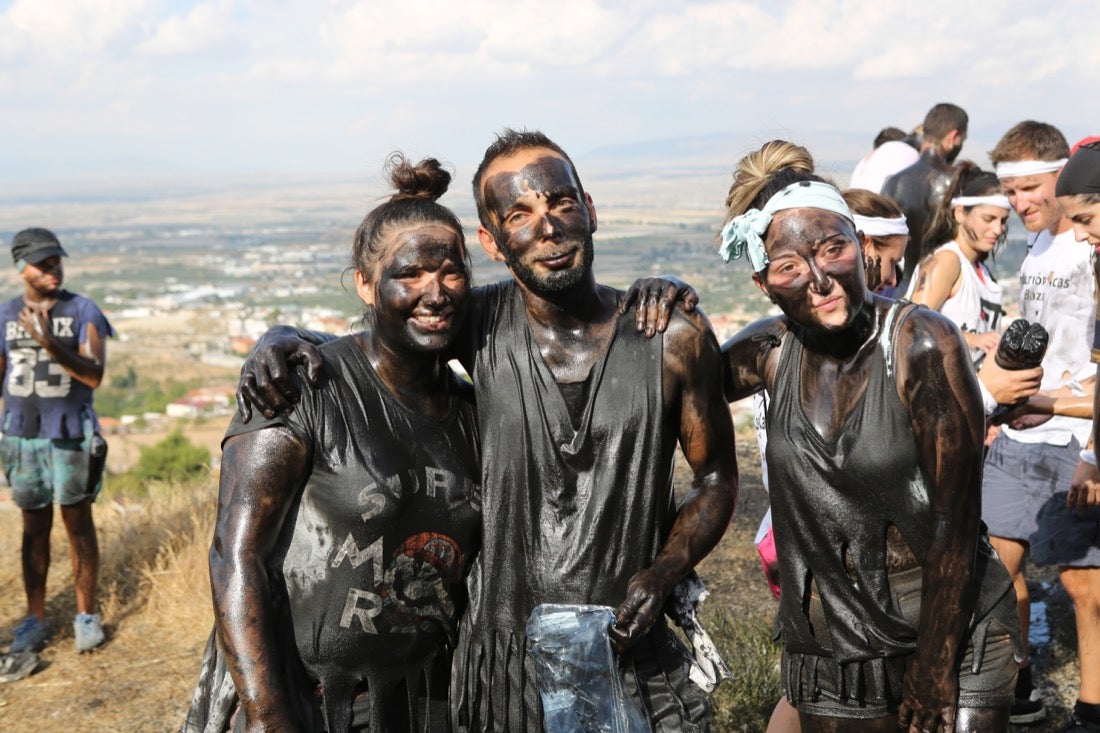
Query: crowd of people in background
3,105,1100,733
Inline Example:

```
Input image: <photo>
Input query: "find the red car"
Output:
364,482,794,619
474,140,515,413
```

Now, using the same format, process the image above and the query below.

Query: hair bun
386,153,452,202
724,140,816,219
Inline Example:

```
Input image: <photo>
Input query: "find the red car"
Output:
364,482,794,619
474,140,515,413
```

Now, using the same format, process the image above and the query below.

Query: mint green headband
720,180,854,272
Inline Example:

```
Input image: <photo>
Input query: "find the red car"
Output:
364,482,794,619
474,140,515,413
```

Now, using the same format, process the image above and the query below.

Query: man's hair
472,128,583,228
989,121,1070,165
922,103,968,144
873,127,907,149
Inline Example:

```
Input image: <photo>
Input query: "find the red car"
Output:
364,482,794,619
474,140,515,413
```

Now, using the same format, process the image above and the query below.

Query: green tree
135,429,210,483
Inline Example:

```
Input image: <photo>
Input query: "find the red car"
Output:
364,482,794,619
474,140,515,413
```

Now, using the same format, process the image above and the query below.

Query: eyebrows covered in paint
482,155,581,224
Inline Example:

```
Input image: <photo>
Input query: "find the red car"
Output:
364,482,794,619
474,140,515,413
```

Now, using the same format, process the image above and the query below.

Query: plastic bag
526,604,651,733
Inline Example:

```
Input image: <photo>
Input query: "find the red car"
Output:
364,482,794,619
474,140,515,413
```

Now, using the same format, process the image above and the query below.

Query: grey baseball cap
11,228,68,266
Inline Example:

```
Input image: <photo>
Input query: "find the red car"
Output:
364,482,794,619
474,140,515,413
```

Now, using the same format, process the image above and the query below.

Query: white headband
995,159,1068,179
852,215,908,237
720,181,853,272
951,195,1011,210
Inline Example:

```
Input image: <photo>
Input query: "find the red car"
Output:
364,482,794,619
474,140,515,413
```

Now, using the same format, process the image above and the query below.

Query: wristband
978,378,999,417
1081,449,1097,466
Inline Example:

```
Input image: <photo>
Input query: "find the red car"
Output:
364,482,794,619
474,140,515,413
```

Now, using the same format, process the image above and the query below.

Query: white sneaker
73,613,104,653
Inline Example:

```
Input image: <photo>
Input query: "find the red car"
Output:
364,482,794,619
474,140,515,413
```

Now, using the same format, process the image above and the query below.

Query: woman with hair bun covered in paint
906,163,1010,365
182,154,481,733
718,140,1021,732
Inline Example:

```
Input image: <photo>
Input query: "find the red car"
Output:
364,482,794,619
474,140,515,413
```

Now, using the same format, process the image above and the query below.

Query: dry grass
0,479,217,732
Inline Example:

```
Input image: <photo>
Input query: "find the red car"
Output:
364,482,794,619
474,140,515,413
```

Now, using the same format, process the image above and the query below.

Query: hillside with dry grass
0,425,1084,732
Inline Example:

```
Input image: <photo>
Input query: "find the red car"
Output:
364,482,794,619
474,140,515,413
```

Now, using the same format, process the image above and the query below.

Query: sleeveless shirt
765,301,1016,692
452,280,681,731
185,335,481,733
906,241,1003,364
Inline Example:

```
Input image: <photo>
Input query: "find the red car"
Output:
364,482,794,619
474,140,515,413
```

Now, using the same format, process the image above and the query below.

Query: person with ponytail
719,140,1019,732
841,188,909,296
183,154,481,733
906,163,1009,364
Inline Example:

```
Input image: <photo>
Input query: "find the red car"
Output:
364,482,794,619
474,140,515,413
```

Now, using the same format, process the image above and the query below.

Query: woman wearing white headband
719,141,1019,733
906,163,1009,365
841,188,909,296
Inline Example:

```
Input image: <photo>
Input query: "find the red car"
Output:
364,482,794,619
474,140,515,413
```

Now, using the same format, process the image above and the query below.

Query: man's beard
945,142,963,165
504,236,595,297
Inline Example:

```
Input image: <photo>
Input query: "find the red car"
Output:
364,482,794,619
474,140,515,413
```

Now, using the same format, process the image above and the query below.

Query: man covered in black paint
881,102,968,286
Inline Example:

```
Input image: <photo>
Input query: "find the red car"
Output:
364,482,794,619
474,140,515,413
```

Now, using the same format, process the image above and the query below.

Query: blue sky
1,0,1097,185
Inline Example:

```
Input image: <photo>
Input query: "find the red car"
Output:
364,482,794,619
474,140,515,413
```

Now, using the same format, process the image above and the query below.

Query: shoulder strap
879,300,921,380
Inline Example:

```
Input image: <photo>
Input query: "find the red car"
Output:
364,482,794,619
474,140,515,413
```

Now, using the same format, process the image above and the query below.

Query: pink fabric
756,527,781,599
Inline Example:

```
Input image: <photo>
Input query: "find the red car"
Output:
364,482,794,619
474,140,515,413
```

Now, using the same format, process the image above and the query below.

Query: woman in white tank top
906,163,1011,364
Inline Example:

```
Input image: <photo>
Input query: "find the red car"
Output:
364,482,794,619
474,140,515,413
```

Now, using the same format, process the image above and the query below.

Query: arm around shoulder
720,315,786,403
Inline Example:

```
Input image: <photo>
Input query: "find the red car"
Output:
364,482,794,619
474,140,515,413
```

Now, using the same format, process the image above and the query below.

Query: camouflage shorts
0,431,107,510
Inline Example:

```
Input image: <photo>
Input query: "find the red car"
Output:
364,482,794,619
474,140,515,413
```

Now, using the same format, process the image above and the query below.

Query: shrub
135,429,211,484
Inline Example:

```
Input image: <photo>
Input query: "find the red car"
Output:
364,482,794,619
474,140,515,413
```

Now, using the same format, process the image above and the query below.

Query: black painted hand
608,567,673,653
864,252,883,294
619,276,699,338
237,330,324,422
897,663,957,733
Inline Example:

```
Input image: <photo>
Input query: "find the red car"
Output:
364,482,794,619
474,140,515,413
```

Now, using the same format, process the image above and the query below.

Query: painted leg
955,705,1009,732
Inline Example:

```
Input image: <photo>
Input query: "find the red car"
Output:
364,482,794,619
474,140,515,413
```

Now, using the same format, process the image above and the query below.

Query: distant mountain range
578,125,1016,186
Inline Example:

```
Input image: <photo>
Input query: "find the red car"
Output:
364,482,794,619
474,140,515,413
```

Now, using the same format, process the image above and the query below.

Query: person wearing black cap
0,227,115,656
1051,139,1100,733
1060,138,1100,508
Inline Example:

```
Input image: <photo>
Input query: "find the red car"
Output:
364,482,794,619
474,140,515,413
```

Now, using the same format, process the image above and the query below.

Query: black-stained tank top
767,302,940,661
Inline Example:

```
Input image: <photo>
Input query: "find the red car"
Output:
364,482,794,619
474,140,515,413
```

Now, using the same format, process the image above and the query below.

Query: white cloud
1,0,153,61
137,0,237,56
0,0,1098,179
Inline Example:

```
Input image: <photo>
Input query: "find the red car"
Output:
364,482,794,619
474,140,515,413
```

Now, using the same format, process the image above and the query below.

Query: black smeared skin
211,428,311,731
476,146,737,651
881,149,954,283
722,204,1008,731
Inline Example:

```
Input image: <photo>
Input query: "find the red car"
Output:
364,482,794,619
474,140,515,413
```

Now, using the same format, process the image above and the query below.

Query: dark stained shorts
783,568,1019,719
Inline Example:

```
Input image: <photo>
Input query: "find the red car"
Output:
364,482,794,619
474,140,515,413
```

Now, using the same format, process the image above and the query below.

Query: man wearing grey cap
0,228,115,656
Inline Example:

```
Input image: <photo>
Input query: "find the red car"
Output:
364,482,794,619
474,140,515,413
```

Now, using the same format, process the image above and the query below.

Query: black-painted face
481,152,595,296
368,223,470,355
758,209,869,332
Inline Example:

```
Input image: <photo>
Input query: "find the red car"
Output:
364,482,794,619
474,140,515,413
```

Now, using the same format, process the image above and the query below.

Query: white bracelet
1081,449,1098,466
978,378,999,417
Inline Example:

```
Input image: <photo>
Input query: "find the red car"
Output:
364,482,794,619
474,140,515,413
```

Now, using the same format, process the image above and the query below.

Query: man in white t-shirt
982,121,1100,731
849,127,920,194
